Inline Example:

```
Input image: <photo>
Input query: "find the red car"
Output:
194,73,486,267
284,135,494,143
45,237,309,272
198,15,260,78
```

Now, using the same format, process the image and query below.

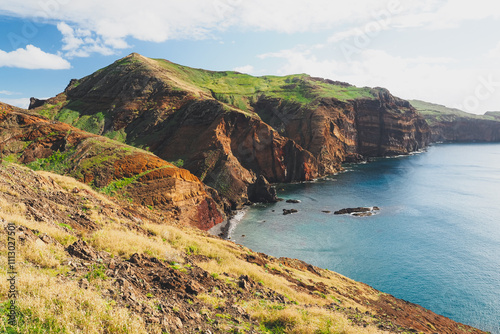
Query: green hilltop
152,57,376,108
409,99,500,125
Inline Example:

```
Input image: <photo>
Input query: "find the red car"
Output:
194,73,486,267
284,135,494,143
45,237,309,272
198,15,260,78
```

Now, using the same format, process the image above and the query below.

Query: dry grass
19,240,68,269
196,293,227,309
36,171,115,206
0,197,26,216
89,222,182,262
247,302,382,334
144,222,336,306
0,165,391,334
0,268,160,334
0,184,19,197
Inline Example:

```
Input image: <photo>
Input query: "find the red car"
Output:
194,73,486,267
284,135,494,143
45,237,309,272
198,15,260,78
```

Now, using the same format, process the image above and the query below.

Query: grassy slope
410,99,500,125
32,54,380,154
0,162,391,334
0,160,487,333
153,58,376,108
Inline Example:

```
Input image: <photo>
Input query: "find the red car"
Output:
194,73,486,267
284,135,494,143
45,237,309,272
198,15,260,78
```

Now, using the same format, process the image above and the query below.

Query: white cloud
1,0,499,57
0,90,19,95
486,41,500,59
233,65,255,74
0,97,31,109
0,45,70,69
57,22,118,57
259,46,500,114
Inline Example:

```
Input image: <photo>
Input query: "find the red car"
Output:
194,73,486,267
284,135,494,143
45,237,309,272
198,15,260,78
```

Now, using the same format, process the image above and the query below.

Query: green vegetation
104,128,127,143
170,158,184,167
1,154,20,165
154,58,376,109
37,100,106,136
99,165,170,197
27,150,75,174
100,175,139,196
58,222,74,231
84,263,108,281
410,99,500,125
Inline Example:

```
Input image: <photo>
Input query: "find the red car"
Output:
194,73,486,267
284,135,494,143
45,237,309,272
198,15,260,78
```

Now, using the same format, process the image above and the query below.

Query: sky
0,0,499,114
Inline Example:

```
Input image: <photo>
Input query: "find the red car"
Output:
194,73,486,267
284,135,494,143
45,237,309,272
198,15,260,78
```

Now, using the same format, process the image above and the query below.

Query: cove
231,143,500,334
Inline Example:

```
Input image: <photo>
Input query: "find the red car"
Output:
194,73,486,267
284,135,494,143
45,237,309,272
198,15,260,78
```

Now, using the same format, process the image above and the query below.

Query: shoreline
208,207,249,239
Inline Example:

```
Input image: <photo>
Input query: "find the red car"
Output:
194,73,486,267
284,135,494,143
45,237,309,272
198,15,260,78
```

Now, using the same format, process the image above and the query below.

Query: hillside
410,100,500,142
0,160,487,333
30,53,430,207
0,102,224,230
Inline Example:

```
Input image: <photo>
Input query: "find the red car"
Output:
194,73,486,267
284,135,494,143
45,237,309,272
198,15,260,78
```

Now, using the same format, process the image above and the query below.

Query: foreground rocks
0,163,488,334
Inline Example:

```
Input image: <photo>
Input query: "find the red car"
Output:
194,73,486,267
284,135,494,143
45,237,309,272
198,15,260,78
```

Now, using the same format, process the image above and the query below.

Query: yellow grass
36,170,115,206
89,222,182,261
0,197,26,216
247,302,384,334
0,268,161,334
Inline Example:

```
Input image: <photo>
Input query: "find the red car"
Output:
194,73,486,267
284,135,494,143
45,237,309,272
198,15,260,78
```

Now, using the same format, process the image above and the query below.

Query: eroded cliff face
30,53,430,207
410,100,500,143
353,89,430,156
427,119,500,142
0,102,224,230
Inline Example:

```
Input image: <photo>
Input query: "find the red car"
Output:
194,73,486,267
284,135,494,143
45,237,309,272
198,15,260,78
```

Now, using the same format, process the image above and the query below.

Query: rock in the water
286,199,301,203
283,208,298,215
247,175,278,203
334,207,380,216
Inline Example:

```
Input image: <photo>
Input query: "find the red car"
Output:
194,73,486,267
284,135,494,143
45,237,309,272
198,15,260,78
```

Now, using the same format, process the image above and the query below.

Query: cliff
30,53,430,207
410,100,500,142
0,161,487,333
0,102,224,230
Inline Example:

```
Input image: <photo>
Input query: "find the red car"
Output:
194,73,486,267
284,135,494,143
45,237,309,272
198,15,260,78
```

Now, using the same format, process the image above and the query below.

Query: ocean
231,143,500,334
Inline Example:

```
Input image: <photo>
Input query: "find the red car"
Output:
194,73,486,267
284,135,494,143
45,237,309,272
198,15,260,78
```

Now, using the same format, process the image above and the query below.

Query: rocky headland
410,99,500,142
29,53,430,208
0,53,493,333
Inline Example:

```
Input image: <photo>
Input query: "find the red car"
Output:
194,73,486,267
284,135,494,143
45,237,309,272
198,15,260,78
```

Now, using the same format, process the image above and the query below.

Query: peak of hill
410,99,500,142
30,53,430,207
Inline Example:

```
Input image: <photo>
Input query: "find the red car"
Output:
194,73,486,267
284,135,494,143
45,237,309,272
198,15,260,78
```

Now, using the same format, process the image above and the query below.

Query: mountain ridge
29,53,430,207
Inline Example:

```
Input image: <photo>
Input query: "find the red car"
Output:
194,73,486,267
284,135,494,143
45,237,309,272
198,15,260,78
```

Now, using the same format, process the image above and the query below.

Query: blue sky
1,0,499,114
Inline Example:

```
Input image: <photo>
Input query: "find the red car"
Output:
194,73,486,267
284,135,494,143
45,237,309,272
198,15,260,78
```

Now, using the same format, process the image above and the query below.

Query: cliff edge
29,53,430,207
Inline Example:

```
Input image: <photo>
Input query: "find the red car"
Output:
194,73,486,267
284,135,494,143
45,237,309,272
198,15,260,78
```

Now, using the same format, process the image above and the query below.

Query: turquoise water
232,144,500,333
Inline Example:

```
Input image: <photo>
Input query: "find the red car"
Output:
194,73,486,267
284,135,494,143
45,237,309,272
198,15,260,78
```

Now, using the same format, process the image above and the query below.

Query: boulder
334,207,380,216
247,175,279,203
283,208,298,215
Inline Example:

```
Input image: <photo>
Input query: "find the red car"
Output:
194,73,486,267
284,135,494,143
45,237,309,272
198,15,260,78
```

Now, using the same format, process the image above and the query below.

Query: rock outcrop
247,175,279,203
0,102,224,230
334,206,380,217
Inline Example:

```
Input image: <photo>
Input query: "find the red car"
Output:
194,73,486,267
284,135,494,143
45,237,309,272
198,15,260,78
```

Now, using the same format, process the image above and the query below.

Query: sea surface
231,143,500,334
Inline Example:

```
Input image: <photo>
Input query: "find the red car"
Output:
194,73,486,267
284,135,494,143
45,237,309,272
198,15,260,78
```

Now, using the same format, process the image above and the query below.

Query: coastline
208,207,249,239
